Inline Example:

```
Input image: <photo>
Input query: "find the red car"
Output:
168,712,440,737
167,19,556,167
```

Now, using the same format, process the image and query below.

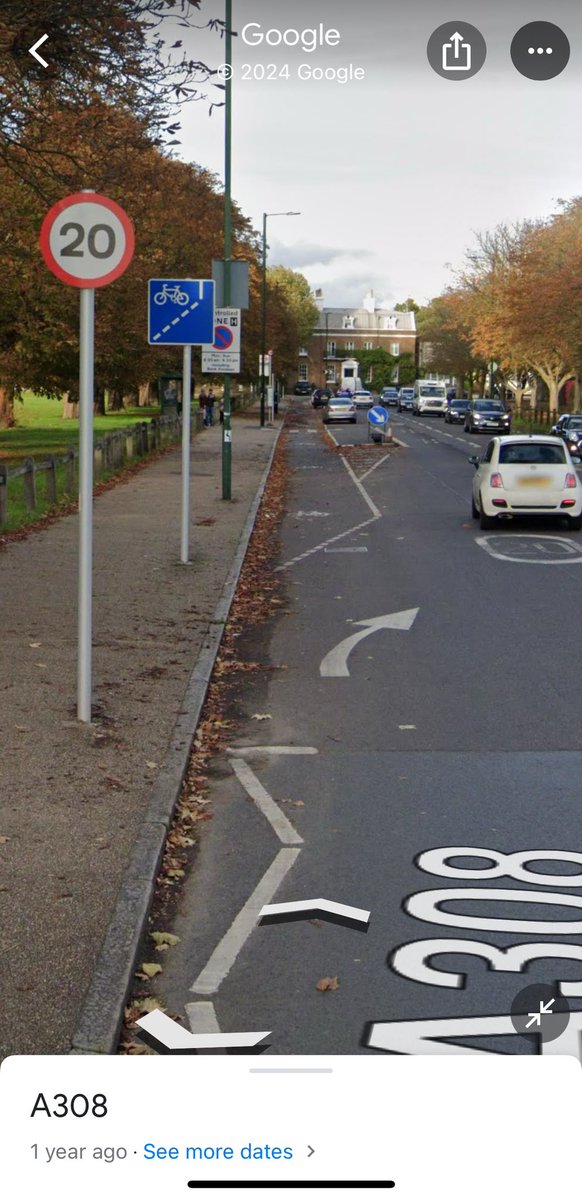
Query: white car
469,435,582,531
352,389,373,409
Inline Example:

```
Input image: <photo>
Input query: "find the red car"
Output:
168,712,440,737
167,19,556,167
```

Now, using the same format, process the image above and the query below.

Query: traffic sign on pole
39,192,135,288
40,190,134,723
202,307,241,373
148,279,215,345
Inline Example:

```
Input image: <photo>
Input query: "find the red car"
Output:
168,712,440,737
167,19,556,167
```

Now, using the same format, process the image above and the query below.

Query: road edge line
69,422,284,1056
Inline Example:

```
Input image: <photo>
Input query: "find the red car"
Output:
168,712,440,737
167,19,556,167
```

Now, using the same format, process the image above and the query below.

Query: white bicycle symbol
154,283,190,306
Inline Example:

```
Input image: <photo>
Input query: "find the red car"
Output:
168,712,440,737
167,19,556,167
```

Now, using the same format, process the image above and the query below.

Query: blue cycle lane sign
148,278,215,345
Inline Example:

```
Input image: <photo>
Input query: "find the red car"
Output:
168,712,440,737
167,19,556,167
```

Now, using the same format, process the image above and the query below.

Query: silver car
323,396,357,424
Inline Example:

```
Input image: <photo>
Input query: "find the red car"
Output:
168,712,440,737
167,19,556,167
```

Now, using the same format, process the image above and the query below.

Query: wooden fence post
65,448,75,494
45,456,57,505
0,464,7,525
23,458,37,510
126,431,134,461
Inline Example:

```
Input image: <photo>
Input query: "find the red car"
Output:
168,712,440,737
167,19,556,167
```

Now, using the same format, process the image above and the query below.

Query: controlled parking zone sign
202,307,241,374
39,192,135,288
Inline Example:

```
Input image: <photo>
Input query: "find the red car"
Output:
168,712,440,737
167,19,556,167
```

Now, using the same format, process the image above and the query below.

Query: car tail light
490,473,503,488
561,498,576,508
565,473,577,488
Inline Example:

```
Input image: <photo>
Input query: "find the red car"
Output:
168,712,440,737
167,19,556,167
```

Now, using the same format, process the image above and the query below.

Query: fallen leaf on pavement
0,836,10,845
139,963,162,979
29,642,42,648
146,761,158,769
316,976,340,992
151,932,180,947
252,713,272,721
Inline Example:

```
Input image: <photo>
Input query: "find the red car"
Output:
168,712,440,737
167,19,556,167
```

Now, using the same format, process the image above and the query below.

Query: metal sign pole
222,0,233,501
77,286,95,722
181,344,192,563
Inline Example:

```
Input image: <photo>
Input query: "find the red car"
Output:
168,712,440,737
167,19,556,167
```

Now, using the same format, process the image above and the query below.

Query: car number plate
518,475,551,486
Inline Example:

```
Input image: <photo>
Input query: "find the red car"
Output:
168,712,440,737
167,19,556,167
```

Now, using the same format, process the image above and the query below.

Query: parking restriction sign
202,307,241,374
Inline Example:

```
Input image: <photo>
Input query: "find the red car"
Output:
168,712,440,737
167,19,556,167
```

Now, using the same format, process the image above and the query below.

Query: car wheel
479,497,496,530
567,514,582,531
472,496,479,519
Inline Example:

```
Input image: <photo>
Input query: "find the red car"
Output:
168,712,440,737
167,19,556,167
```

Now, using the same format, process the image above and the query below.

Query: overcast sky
173,0,582,308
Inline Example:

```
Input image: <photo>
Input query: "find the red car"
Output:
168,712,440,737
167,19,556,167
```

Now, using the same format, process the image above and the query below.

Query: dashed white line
276,516,378,571
189,848,301,995
229,757,303,845
153,298,200,341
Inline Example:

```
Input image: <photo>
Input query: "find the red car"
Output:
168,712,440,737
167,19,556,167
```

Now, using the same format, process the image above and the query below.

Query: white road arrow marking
136,1009,270,1052
258,898,370,930
29,34,49,67
320,608,419,677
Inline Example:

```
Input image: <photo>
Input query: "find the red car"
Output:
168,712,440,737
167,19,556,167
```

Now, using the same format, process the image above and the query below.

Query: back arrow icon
29,34,49,68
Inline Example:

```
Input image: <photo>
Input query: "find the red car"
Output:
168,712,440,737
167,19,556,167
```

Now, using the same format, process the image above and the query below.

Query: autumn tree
417,290,486,397
465,211,582,411
0,1,225,194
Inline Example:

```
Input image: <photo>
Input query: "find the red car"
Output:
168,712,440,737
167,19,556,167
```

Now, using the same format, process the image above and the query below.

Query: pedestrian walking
199,386,209,427
207,387,215,427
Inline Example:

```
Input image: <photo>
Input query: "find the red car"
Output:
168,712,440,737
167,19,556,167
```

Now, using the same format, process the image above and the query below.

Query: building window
390,343,400,357
343,316,355,329
327,341,336,357
299,346,308,357
364,341,373,351
345,341,355,351
299,363,308,381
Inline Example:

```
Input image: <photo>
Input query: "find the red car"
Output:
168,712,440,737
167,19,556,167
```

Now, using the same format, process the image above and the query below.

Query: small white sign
202,307,241,374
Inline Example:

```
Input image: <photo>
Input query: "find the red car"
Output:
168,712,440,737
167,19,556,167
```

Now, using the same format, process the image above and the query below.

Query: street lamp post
260,210,300,427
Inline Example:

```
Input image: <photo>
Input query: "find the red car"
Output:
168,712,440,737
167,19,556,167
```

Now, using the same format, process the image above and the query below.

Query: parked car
352,389,373,409
294,381,313,396
379,387,400,407
311,388,332,408
323,396,357,424
398,388,415,412
444,398,471,424
464,398,511,434
551,414,582,456
469,435,582,530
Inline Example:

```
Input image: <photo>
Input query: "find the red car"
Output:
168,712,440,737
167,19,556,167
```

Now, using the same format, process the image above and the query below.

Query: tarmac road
153,402,582,1057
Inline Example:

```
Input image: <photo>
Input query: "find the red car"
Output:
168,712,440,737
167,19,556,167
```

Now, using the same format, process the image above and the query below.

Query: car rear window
499,443,567,465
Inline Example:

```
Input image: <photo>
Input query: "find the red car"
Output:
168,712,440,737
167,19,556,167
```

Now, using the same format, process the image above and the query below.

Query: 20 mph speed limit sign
39,191,135,288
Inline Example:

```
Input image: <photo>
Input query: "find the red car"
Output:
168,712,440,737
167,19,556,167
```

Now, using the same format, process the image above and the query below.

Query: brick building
297,289,418,389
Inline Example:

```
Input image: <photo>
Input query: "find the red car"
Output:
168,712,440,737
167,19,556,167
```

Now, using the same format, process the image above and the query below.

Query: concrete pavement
0,407,280,1060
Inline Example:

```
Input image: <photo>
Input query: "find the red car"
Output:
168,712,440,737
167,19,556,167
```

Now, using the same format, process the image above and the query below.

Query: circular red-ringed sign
39,192,135,288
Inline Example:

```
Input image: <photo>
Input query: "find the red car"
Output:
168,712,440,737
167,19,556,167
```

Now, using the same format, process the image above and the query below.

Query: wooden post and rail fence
0,410,207,528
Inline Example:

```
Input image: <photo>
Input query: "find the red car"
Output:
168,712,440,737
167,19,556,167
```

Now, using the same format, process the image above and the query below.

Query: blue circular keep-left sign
214,324,234,350
368,405,389,425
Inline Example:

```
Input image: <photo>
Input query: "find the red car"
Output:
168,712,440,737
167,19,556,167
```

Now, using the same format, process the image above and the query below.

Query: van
413,380,447,416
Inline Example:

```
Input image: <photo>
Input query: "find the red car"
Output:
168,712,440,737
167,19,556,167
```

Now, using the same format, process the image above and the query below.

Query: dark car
464,398,511,434
551,414,582,455
294,381,313,396
380,387,400,407
397,387,415,412
311,388,332,408
444,398,471,424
